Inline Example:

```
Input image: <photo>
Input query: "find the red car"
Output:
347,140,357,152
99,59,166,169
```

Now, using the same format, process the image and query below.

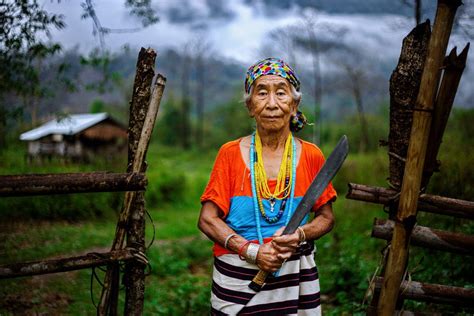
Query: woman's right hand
255,242,285,272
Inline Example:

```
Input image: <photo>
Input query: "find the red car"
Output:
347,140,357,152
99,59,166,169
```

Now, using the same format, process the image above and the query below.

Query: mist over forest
3,0,472,138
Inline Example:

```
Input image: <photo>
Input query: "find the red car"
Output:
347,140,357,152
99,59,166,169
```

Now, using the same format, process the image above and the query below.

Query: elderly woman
198,58,337,315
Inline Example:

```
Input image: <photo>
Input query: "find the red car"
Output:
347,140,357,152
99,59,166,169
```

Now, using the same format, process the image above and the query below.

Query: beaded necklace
254,132,293,205
250,132,297,244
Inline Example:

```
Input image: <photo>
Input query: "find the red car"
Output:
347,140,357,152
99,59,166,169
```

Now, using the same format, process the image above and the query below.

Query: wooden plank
374,277,474,307
378,1,462,314
0,249,134,279
346,183,474,219
0,172,146,197
372,218,474,255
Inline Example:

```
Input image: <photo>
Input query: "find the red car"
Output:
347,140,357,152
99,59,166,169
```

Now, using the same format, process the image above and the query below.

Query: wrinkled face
247,75,298,133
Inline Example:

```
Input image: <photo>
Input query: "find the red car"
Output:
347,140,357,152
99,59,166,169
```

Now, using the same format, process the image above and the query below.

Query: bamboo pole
421,43,470,188
374,277,474,307
98,47,157,316
124,74,166,316
0,172,146,197
346,183,474,219
98,49,166,316
0,249,135,279
378,1,462,314
372,218,474,255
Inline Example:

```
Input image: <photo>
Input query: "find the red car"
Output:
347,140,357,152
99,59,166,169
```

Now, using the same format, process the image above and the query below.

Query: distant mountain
243,0,436,17
161,0,437,25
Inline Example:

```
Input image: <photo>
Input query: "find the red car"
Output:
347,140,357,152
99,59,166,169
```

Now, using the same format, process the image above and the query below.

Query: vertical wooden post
377,1,461,314
124,75,166,315
421,44,470,188
98,47,156,316
387,20,430,194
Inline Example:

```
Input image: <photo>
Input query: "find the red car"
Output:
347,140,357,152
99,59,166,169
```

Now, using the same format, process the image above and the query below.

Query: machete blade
282,135,349,235
248,135,349,292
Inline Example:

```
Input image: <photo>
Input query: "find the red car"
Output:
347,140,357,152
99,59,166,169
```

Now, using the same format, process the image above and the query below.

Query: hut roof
20,113,115,141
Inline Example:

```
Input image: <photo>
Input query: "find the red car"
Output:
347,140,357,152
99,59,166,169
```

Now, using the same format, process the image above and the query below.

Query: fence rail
0,249,135,279
372,218,474,255
0,172,147,197
347,183,474,219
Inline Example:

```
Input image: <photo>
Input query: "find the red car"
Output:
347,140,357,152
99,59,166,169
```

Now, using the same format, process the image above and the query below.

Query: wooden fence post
377,1,461,314
387,20,430,194
421,43,470,188
98,47,157,315
124,75,166,315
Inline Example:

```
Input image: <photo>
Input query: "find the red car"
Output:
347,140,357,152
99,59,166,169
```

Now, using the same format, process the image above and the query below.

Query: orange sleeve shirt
201,138,337,256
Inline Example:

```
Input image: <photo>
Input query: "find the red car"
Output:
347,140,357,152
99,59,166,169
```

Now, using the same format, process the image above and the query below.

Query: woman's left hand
271,226,300,261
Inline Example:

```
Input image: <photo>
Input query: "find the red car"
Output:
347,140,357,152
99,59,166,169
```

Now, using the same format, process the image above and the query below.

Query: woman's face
247,75,298,133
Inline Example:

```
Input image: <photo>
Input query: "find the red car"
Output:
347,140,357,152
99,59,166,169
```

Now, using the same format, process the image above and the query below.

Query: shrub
146,168,186,207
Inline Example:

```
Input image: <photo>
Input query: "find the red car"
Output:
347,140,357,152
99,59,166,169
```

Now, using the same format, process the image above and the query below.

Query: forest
0,0,473,315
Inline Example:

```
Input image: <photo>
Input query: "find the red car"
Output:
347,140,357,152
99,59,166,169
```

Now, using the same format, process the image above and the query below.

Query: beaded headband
244,57,300,94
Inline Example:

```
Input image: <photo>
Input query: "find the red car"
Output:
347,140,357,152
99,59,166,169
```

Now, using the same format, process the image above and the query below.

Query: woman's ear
291,100,300,116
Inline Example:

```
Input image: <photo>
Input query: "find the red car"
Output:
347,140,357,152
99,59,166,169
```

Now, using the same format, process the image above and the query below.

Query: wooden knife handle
248,269,269,292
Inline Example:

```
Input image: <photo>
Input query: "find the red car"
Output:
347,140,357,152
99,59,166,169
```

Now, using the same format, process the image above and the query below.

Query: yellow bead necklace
254,131,294,212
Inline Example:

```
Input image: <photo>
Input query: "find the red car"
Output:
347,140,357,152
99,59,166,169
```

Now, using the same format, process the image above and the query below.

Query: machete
248,135,349,292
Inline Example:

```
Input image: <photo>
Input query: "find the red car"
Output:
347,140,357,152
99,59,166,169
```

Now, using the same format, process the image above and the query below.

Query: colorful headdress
244,57,300,94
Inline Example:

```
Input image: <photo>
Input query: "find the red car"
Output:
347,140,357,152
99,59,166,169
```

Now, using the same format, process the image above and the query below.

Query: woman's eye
277,91,286,97
258,91,267,97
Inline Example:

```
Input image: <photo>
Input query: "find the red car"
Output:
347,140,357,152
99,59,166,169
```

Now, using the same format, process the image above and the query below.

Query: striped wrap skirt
211,242,321,315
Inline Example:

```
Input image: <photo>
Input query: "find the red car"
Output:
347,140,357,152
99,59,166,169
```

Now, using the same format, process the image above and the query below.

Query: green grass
0,220,115,264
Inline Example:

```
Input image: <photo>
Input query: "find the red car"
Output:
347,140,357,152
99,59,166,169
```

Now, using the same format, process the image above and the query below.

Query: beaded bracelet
224,233,238,250
238,241,251,260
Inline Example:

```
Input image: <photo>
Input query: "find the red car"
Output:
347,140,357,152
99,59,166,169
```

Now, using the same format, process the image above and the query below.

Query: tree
81,0,158,53
290,14,347,145
0,0,65,148
330,47,386,152
189,35,213,148
179,43,192,149
0,1,161,151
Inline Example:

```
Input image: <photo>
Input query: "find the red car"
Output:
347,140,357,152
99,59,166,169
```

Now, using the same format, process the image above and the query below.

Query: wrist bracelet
224,233,238,250
245,243,260,264
297,227,306,243
238,241,251,260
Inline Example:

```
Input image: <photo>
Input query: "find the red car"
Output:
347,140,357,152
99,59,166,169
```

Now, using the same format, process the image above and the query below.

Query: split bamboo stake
98,77,166,315
97,48,160,316
124,74,166,316
421,43,470,188
377,1,462,314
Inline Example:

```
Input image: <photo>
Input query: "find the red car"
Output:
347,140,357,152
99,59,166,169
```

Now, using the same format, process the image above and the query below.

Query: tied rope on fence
89,206,156,308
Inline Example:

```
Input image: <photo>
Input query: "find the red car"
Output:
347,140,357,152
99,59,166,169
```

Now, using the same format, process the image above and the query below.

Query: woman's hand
255,242,285,272
271,227,300,261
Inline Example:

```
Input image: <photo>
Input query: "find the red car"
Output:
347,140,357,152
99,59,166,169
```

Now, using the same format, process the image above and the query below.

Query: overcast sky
42,0,472,106
43,0,416,64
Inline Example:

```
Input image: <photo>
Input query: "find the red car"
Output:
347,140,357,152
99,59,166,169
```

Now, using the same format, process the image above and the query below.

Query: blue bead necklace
250,132,297,244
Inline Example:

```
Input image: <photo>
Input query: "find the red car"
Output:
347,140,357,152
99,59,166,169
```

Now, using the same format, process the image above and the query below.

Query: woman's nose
266,93,278,108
